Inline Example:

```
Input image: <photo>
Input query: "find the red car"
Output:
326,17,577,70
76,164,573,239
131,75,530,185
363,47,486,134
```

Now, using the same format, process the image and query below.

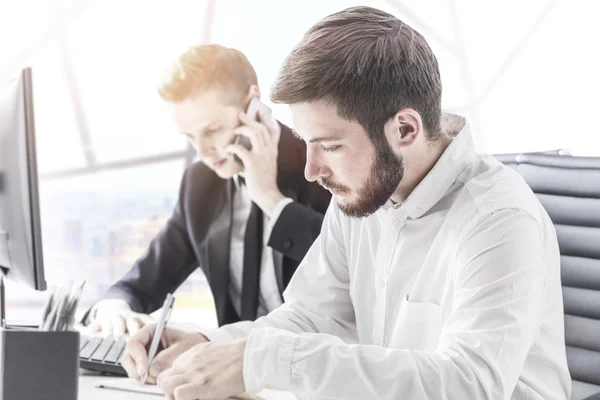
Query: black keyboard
79,334,127,376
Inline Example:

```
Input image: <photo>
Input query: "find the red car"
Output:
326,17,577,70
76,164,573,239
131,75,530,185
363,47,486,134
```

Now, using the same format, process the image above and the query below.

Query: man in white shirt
122,6,571,399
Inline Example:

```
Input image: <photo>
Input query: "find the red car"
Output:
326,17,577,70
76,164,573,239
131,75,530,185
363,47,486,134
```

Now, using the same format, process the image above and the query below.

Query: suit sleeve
267,199,326,263
100,168,199,314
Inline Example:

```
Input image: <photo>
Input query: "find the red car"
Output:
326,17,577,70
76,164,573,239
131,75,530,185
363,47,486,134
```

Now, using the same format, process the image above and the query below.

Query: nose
304,147,329,182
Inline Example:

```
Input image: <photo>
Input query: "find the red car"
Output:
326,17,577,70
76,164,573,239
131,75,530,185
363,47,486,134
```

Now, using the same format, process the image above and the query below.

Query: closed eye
322,145,341,152
205,128,222,136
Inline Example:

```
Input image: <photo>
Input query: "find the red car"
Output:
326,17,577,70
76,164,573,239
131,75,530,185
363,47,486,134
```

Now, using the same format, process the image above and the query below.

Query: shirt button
283,239,293,249
378,277,386,288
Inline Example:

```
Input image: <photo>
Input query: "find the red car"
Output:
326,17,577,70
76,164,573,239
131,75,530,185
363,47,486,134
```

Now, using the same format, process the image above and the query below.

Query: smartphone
233,97,272,165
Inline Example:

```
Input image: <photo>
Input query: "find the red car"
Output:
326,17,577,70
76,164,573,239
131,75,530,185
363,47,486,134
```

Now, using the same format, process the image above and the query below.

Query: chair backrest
496,153,600,400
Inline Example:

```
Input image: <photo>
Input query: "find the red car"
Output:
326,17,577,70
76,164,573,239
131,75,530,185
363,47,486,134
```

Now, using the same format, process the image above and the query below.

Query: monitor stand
0,274,6,328
0,231,11,328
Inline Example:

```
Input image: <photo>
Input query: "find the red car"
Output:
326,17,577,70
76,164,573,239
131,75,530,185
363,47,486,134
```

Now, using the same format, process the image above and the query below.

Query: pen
65,280,86,331
52,280,72,331
39,286,56,331
140,293,175,386
41,285,66,331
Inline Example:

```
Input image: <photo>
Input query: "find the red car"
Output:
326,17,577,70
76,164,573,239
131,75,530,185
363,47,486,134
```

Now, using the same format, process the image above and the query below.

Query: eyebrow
309,136,342,144
291,129,341,143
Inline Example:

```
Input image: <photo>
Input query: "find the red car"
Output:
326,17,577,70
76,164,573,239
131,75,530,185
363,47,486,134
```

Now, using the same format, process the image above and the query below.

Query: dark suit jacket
101,123,331,326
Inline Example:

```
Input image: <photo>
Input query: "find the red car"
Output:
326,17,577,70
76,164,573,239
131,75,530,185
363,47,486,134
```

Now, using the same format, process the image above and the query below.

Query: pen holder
0,328,79,400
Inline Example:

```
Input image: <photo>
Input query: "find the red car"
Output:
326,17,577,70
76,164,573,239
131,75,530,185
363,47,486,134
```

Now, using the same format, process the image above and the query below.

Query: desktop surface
80,371,151,400
80,370,298,400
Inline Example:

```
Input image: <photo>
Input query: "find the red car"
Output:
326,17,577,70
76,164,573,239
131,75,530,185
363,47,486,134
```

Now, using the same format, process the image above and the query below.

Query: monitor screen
0,68,46,291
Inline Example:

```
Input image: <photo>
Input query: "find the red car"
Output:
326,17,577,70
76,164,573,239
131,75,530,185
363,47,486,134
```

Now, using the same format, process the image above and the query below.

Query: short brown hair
158,44,258,105
271,6,442,141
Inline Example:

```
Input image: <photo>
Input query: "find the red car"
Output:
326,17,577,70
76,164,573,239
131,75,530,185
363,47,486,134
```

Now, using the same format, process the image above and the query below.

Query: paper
95,378,297,399
95,378,163,396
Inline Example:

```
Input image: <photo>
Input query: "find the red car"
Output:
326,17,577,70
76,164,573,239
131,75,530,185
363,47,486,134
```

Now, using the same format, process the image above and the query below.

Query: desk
80,371,151,400
79,371,298,399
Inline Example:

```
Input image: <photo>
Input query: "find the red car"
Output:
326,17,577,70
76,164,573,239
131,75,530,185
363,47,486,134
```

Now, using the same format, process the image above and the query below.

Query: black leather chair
496,153,600,400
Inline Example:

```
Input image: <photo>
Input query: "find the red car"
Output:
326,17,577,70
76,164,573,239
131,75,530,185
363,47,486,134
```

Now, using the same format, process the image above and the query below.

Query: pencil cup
0,328,79,400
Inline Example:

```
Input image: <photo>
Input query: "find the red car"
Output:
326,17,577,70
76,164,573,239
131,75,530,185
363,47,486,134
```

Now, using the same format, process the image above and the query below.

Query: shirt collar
233,172,246,190
387,115,477,220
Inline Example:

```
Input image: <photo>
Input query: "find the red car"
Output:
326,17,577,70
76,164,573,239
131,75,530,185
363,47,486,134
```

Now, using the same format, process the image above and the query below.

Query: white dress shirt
228,175,289,317
201,119,571,400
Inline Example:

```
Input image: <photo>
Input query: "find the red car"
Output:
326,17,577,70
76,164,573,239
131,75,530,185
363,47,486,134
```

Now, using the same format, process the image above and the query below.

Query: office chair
496,152,600,400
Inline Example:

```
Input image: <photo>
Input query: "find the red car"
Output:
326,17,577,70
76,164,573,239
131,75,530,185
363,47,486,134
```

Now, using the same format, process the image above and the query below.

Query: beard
319,139,404,218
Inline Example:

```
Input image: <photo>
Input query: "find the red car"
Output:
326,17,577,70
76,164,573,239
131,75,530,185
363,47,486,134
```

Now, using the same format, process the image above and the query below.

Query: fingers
102,318,113,337
112,315,127,339
138,313,154,325
122,354,157,384
150,344,185,374
258,110,280,144
233,125,266,150
89,299,133,336
88,321,101,333
132,322,157,346
129,340,149,377
173,382,204,400
157,369,190,397
96,313,150,338
123,323,156,377
126,316,143,336
225,143,251,165
238,111,265,133
237,111,274,148
121,353,140,381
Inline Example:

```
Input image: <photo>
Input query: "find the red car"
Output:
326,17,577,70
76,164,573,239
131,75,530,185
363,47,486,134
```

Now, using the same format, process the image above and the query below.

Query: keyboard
79,334,127,376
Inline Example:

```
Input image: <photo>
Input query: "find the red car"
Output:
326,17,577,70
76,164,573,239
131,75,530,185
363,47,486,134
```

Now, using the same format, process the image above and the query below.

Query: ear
385,108,422,150
248,84,261,99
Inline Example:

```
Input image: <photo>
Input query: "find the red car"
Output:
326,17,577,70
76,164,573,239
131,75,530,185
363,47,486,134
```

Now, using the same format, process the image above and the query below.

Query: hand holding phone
227,97,284,217
232,97,272,165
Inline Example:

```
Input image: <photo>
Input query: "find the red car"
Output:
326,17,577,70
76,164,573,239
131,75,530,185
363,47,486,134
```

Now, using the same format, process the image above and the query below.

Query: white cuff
266,198,294,245
243,327,296,396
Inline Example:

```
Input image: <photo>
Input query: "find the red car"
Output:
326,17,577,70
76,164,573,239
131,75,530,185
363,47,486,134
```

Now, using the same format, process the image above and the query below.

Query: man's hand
121,323,208,385
88,299,153,338
226,111,285,217
157,338,247,400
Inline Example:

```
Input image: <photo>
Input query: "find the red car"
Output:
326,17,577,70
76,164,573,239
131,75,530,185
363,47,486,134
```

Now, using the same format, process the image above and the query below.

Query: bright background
0,0,590,327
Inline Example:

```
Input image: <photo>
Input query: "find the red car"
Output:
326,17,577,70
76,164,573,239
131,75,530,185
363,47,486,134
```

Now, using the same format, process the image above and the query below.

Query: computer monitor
0,68,47,325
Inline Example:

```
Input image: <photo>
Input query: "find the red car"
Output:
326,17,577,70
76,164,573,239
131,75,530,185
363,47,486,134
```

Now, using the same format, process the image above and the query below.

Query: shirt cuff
243,327,296,396
265,198,294,245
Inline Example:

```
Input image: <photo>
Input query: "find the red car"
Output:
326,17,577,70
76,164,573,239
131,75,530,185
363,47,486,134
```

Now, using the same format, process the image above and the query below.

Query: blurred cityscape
6,187,216,325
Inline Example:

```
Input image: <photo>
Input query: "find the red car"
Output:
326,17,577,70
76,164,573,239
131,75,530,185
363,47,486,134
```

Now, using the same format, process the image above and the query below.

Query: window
2,0,584,328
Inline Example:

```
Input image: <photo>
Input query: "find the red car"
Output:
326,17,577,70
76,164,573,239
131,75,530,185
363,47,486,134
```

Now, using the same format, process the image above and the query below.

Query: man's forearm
196,304,310,343
243,327,493,399
197,300,356,344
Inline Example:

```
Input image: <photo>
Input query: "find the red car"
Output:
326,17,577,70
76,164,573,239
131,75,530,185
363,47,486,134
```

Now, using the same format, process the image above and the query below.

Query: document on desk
95,378,298,399
95,378,162,396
